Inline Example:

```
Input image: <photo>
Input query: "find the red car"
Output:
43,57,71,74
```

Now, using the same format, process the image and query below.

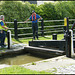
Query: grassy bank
0,66,52,74
11,34,64,45
0,34,64,50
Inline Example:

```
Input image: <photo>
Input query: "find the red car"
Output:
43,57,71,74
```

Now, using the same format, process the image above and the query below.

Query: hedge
0,1,75,37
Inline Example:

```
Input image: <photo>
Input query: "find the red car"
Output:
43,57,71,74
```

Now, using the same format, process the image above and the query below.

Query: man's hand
24,18,29,23
24,21,27,23
5,27,8,30
38,17,42,22
2,26,8,30
38,19,39,22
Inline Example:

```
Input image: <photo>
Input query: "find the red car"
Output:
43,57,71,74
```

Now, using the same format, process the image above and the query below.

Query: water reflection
0,54,44,65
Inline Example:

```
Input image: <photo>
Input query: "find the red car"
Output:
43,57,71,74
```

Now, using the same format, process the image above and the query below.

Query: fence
6,19,75,39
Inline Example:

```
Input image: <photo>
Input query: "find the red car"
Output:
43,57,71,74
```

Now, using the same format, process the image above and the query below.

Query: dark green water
0,54,44,65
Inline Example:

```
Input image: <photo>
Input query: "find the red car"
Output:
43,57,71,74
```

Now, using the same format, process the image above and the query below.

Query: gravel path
0,64,11,69
21,55,75,74
56,65,75,74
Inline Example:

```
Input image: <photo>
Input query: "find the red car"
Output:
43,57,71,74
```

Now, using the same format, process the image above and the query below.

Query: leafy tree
0,1,75,37
0,1,32,22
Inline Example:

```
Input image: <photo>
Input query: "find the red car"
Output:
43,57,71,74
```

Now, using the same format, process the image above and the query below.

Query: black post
66,18,69,33
14,19,18,39
65,17,71,58
41,18,44,37
52,34,57,40
7,31,10,49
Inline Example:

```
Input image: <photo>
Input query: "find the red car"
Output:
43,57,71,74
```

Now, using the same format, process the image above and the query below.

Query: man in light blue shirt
24,11,42,40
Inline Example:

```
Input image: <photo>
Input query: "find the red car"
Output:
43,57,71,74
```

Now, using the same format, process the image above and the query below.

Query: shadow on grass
0,47,7,50
15,39,23,43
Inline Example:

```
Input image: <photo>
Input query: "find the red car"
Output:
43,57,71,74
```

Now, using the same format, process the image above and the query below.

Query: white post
70,30,74,57
7,30,12,49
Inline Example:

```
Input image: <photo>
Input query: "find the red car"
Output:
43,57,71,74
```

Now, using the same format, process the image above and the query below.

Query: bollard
65,31,71,57
7,30,12,49
64,17,70,57
14,19,18,39
70,30,74,57
65,30,74,58
52,34,57,40
64,17,74,58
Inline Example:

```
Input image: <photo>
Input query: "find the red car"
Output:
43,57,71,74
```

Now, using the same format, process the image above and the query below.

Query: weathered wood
29,40,66,51
24,46,65,58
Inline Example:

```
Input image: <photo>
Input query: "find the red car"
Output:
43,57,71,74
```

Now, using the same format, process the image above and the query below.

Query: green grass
11,36,52,44
11,34,64,45
31,62,36,65
0,65,52,74
57,34,64,40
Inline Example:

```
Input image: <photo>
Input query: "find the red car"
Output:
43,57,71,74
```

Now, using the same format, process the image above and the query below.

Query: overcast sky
37,1,54,6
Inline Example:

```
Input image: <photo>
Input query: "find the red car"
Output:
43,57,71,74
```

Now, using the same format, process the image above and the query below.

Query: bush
0,1,32,22
0,1,75,37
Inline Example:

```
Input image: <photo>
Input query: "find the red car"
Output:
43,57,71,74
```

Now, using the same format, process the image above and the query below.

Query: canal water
0,54,44,65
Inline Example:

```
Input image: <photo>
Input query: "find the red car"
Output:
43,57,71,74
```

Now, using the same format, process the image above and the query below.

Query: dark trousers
32,23,38,39
0,30,6,46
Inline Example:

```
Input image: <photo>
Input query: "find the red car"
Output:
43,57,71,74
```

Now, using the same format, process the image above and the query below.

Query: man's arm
37,14,42,21
38,17,42,21
2,26,8,29
24,18,30,23
1,22,8,29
